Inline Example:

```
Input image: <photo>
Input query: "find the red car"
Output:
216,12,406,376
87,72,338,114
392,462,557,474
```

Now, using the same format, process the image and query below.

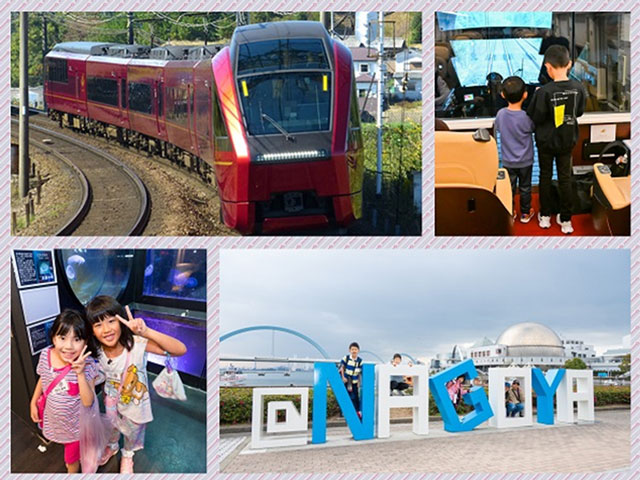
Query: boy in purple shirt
494,76,536,223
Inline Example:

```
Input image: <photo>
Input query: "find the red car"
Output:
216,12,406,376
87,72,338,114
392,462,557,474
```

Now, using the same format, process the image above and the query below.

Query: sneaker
391,389,399,396
120,456,134,474
556,214,574,234
538,213,551,229
99,445,119,466
520,208,535,224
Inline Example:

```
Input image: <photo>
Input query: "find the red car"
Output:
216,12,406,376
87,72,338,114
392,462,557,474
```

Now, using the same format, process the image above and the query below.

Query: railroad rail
11,115,150,236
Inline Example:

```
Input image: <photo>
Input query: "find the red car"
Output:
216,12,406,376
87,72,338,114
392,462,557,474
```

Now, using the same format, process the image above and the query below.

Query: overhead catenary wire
63,12,127,25
152,12,235,29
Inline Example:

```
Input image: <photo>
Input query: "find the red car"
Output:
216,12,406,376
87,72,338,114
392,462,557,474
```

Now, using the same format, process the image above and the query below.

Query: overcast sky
220,249,629,363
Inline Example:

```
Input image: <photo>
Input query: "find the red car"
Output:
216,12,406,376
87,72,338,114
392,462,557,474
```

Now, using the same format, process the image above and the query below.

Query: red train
44,21,364,234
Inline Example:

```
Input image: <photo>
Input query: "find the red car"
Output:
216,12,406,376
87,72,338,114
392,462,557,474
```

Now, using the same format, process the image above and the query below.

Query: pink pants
64,440,80,465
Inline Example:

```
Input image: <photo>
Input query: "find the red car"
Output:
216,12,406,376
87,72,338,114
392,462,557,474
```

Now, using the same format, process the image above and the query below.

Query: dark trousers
506,165,533,215
390,381,410,391
539,150,573,221
348,383,360,412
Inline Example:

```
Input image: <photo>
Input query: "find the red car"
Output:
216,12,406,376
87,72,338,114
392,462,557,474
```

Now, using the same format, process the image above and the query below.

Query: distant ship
221,366,245,386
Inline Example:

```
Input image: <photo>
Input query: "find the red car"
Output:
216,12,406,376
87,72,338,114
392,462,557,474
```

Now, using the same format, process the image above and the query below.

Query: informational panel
12,250,57,288
26,317,56,355
19,285,61,326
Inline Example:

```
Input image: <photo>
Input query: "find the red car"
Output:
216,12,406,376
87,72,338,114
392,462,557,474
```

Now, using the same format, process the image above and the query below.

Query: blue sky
220,249,630,363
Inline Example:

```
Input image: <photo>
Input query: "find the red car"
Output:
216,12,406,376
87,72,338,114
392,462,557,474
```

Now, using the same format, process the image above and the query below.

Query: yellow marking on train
87,101,122,113
241,80,249,97
214,161,233,166
46,92,83,103
323,75,328,91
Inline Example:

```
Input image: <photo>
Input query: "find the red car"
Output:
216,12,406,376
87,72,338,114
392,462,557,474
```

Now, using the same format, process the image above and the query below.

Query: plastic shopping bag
79,397,111,473
152,356,187,401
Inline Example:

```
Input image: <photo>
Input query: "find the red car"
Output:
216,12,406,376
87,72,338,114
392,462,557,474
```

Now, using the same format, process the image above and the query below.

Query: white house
351,47,380,99
393,48,422,101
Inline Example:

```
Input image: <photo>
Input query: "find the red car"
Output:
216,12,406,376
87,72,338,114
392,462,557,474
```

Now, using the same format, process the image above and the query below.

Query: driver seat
592,140,630,235
435,130,514,235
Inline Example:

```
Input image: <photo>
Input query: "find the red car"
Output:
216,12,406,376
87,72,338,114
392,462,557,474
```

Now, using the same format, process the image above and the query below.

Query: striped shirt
340,355,362,384
36,347,98,444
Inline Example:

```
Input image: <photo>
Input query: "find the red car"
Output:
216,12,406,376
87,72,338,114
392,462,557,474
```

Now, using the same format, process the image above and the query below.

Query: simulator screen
435,11,630,118
437,12,552,31
451,38,544,86
142,249,206,302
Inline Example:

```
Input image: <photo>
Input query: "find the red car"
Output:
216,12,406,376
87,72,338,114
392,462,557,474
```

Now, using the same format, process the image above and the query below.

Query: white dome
496,322,565,357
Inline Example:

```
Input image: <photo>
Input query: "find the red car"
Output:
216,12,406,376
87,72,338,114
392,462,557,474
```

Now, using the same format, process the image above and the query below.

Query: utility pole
376,11,385,197
19,12,30,199
127,12,134,44
320,12,331,31
41,13,47,111
236,12,249,27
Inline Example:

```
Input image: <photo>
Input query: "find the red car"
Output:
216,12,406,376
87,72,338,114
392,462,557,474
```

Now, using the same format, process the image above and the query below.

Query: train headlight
255,149,328,163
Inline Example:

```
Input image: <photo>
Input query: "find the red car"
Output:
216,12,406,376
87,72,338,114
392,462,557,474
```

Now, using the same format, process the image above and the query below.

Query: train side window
349,81,361,130
348,80,362,151
129,82,153,114
121,80,127,109
87,76,118,107
47,58,68,83
213,90,231,151
166,87,175,121
170,86,188,120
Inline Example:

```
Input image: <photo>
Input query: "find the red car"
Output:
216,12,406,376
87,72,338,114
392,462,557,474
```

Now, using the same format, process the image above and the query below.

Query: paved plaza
220,409,629,473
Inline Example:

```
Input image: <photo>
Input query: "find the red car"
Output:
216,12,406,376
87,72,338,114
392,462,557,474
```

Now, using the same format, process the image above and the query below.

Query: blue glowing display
450,38,544,87
437,12,552,31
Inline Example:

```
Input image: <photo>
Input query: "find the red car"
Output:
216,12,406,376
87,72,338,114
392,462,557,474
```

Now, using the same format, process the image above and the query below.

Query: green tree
618,354,630,375
564,357,587,369
408,12,422,45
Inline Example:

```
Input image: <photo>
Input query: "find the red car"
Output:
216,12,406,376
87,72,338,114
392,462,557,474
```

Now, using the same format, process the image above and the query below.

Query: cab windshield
239,72,331,135
237,38,332,136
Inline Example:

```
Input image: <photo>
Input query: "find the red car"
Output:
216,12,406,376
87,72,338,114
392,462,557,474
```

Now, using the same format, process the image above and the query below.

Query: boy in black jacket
527,45,586,234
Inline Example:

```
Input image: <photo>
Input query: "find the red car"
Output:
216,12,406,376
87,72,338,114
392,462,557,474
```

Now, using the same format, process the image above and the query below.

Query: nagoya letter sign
249,359,594,449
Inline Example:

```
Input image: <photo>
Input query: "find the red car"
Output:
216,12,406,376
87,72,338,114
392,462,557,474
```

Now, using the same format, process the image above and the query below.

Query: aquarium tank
59,249,134,305
142,249,206,302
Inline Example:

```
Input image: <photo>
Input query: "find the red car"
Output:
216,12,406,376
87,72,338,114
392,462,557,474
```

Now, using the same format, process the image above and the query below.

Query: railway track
11,117,150,236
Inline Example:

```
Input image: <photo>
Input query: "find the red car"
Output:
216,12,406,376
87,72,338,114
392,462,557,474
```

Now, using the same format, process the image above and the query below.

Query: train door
188,83,196,152
347,80,364,219
119,76,128,128
156,79,166,139
71,65,82,114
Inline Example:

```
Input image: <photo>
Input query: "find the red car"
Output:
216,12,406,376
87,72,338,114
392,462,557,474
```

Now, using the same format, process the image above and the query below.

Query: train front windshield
237,38,332,135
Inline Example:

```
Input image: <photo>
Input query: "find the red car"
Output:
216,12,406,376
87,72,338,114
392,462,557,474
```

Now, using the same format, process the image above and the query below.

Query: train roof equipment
150,46,191,60
52,42,117,56
106,44,151,58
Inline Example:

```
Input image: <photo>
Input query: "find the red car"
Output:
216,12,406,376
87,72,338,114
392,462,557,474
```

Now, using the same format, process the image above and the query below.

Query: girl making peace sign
86,295,187,474
29,309,98,473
